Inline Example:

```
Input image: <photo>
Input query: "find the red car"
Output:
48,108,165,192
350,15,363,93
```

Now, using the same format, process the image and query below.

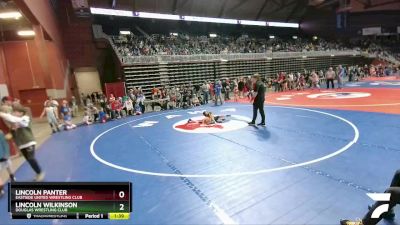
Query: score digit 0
119,191,125,199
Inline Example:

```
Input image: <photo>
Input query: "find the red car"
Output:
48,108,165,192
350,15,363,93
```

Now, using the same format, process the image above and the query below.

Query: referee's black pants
326,79,334,89
251,102,265,124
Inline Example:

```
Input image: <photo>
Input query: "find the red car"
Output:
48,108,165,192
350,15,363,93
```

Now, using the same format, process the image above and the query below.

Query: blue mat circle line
90,105,360,178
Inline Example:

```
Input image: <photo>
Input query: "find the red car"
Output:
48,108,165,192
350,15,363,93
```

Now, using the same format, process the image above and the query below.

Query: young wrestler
188,111,230,125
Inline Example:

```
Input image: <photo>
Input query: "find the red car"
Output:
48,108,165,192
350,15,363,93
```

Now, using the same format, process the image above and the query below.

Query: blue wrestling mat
1,103,399,224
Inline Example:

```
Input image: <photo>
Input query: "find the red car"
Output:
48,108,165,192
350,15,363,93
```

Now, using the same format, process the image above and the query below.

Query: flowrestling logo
367,193,391,218
307,92,371,99
172,115,251,134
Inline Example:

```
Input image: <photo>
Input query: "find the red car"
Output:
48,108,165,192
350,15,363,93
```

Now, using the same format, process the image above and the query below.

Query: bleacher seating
100,32,396,97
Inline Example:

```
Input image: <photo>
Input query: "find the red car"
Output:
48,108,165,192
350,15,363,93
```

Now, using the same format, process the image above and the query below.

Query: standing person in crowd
214,81,223,106
85,95,92,107
340,169,399,225
0,105,45,181
281,73,288,92
248,74,266,126
209,82,215,103
40,101,60,133
277,73,285,92
137,89,146,114
201,82,209,105
168,87,177,109
43,96,59,113
90,93,96,104
273,74,280,92
238,78,245,98
233,80,239,102
311,70,320,90
151,90,163,111
80,93,85,107
70,96,78,117
223,79,231,101
325,67,336,89
43,96,58,107
349,66,355,82
245,76,252,98
297,74,306,91
0,130,16,198
337,65,345,89
287,73,294,90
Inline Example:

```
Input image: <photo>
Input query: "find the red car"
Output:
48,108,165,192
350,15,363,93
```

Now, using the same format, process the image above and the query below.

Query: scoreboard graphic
8,182,132,220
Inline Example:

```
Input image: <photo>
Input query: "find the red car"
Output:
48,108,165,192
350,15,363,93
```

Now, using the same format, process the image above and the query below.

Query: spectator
0,105,45,181
124,97,134,116
82,110,93,125
99,108,108,123
214,81,223,106
70,96,78,117
60,100,76,130
0,130,15,198
325,67,336,89
201,82,209,105
311,70,320,90
40,101,60,133
337,65,345,89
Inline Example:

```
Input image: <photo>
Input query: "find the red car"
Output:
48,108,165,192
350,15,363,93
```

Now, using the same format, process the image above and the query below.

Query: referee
248,74,266,126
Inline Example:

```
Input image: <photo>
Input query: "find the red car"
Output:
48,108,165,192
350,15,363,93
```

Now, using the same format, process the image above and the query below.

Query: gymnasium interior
0,0,399,225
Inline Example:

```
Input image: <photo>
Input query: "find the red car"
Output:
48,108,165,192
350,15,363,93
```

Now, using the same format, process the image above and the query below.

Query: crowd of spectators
112,34,351,57
112,34,400,65
67,63,400,126
350,37,400,61
267,64,399,92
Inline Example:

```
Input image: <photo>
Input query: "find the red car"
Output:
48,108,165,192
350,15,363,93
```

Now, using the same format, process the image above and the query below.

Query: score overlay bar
9,182,132,219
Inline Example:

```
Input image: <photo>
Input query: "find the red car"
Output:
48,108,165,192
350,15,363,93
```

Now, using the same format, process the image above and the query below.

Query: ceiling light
138,12,180,20
267,22,299,28
120,30,131,35
239,20,266,26
185,16,237,24
17,30,35,36
90,7,133,17
269,35,275,39
0,11,22,19
209,33,217,38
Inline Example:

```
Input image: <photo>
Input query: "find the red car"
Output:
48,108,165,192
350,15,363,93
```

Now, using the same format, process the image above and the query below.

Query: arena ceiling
89,0,312,22
89,0,400,22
